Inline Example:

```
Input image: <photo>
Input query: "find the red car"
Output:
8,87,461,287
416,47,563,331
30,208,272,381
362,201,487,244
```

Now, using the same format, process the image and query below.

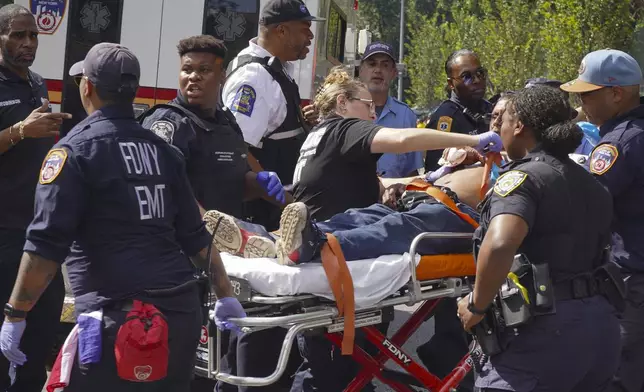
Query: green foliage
404,0,641,108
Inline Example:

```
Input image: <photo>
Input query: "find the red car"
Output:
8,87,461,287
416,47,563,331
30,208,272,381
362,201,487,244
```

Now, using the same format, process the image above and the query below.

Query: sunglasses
73,75,86,86
452,68,487,85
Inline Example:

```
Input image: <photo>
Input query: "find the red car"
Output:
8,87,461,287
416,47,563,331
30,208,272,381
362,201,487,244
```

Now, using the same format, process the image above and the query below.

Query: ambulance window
203,0,260,67
326,3,346,64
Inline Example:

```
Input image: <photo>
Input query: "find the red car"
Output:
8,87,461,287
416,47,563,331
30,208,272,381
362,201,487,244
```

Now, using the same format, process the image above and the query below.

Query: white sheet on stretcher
221,253,419,308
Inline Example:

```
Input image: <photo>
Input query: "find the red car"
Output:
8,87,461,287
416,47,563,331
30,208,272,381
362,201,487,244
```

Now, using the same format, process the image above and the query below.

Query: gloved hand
425,165,454,183
0,319,27,365
214,297,246,334
475,131,503,154
256,171,286,204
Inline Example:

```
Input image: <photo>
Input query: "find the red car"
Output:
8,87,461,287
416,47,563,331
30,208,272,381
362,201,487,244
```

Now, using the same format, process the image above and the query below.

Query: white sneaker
203,210,276,259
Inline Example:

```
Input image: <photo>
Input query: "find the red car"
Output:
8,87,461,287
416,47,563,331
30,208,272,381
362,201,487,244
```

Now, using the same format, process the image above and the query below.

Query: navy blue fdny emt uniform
0,65,65,392
424,93,492,171
25,103,211,391
140,93,250,217
587,103,644,392
474,149,620,391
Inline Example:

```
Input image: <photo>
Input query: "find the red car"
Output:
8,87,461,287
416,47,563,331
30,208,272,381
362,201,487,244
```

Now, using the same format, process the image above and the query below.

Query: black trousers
0,229,65,392
216,327,303,392
65,302,202,391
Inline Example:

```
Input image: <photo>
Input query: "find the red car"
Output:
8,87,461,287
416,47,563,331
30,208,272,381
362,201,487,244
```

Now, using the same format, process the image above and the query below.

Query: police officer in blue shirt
0,42,245,391
140,35,285,242
562,49,644,392
357,42,422,178
0,5,73,391
425,49,493,172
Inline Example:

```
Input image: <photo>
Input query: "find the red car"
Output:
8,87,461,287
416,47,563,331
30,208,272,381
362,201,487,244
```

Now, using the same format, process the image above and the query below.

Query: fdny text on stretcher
383,338,412,365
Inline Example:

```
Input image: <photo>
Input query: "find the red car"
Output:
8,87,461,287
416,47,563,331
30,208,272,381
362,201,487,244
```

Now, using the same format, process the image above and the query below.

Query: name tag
0,99,20,107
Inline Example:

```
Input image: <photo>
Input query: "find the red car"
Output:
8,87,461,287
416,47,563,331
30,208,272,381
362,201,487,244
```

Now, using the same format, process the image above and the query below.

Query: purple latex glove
256,171,286,204
475,131,503,154
214,297,246,334
0,319,27,365
425,165,454,183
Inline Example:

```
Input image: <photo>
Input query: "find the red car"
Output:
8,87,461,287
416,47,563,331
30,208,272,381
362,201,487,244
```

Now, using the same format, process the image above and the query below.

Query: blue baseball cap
69,43,140,92
561,49,643,93
362,41,396,63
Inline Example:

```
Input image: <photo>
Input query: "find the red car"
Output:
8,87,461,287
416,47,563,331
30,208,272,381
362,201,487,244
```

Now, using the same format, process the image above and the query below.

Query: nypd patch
589,144,618,175
150,120,175,144
231,85,256,117
437,116,452,132
40,148,67,185
494,170,527,197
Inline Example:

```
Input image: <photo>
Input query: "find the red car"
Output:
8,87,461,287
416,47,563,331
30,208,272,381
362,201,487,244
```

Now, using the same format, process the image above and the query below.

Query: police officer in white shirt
223,0,323,230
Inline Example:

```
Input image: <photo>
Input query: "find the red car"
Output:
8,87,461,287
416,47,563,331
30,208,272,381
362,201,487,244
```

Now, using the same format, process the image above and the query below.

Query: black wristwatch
3,303,28,319
467,293,488,315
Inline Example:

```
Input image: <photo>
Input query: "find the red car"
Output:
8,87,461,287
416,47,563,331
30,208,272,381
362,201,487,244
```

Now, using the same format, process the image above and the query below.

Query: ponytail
541,121,583,158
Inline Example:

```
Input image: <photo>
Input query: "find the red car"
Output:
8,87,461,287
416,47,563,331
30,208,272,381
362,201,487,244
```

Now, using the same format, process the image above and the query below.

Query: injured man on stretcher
203,147,486,266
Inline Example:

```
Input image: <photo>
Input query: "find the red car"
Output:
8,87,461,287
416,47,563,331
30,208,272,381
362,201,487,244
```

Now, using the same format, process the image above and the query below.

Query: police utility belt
474,251,627,356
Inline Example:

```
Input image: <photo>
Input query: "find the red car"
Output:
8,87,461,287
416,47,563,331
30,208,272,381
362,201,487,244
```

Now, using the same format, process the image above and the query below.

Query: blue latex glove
256,171,286,204
214,297,246,334
0,319,27,365
475,131,503,153
425,165,454,183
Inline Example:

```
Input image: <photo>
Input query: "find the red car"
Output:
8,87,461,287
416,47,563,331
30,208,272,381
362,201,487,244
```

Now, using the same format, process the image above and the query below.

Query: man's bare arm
192,247,234,299
6,252,60,321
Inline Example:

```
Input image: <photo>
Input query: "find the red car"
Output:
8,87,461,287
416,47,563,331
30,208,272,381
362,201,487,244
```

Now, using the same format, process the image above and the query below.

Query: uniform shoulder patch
589,144,619,175
231,85,256,117
437,116,453,132
493,170,528,197
40,148,68,185
150,120,175,144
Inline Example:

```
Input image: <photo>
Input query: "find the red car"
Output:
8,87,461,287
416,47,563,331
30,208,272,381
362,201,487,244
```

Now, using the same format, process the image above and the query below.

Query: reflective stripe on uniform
268,127,304,140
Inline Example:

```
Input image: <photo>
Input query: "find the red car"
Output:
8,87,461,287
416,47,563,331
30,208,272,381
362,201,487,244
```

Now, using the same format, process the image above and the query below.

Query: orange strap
320,233,355,355
480,152,503,199
406,179,479,229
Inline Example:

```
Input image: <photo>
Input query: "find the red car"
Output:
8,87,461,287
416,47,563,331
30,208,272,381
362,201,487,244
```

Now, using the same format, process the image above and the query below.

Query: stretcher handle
223,307,338,328
407,232,474,304
214,319,331,387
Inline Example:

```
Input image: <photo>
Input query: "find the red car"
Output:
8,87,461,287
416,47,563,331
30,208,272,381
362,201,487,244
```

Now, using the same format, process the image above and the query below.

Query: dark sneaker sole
203,210,276,259
276,202,308,266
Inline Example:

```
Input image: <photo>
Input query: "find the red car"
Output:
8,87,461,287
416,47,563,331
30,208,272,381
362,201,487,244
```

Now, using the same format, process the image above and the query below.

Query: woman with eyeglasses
291,66,502,221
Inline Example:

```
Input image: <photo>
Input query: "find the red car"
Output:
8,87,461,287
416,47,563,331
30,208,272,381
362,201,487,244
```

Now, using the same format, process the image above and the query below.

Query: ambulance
15,0,361,135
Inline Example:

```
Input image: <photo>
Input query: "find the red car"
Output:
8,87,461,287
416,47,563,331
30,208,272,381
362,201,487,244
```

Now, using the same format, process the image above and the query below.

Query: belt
267,127,305,140
554,275,600,301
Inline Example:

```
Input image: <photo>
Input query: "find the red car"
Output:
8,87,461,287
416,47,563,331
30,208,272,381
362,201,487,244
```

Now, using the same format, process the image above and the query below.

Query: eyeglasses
352,97,375,111
73,75,86,86
452,68,487,85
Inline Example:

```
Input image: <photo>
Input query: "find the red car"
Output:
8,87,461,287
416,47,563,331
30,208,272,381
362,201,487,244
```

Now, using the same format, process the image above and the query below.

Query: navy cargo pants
476,296,620,392
0,229,65,392
610,273,644,392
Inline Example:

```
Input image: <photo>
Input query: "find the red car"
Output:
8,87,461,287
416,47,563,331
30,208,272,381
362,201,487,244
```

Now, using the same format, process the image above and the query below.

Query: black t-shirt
292,116,382,221
0,66,53,231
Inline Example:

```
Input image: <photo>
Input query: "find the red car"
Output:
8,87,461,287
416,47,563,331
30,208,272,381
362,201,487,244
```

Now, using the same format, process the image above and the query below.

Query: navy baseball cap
259,0,325,26
363,41,396,63
561,49,643,93
69,43,140,91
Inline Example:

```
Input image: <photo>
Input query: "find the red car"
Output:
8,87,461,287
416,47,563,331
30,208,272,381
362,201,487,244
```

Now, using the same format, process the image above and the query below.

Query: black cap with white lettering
259,0,325,25
68,42,140,92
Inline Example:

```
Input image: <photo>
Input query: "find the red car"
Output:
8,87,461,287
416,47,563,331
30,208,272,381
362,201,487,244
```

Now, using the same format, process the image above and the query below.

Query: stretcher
199,232,482,392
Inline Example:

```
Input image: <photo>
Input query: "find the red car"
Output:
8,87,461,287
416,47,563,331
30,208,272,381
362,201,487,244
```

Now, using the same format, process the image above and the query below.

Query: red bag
114,300,169,382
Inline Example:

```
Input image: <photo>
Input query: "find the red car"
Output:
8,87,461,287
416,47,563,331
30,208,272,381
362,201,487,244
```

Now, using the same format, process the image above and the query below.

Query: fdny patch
589,144,618,175
437,116,453,132
231,85,256,117
40,148,67,185
493,170,527,197
150,120,175,144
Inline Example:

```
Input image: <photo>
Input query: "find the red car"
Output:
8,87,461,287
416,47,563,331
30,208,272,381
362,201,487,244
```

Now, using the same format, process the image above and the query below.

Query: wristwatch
467,293,488,315
3,303,28,319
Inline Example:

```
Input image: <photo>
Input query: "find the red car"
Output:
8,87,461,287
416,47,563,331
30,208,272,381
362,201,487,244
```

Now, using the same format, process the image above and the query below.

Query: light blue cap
561,49,642,93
